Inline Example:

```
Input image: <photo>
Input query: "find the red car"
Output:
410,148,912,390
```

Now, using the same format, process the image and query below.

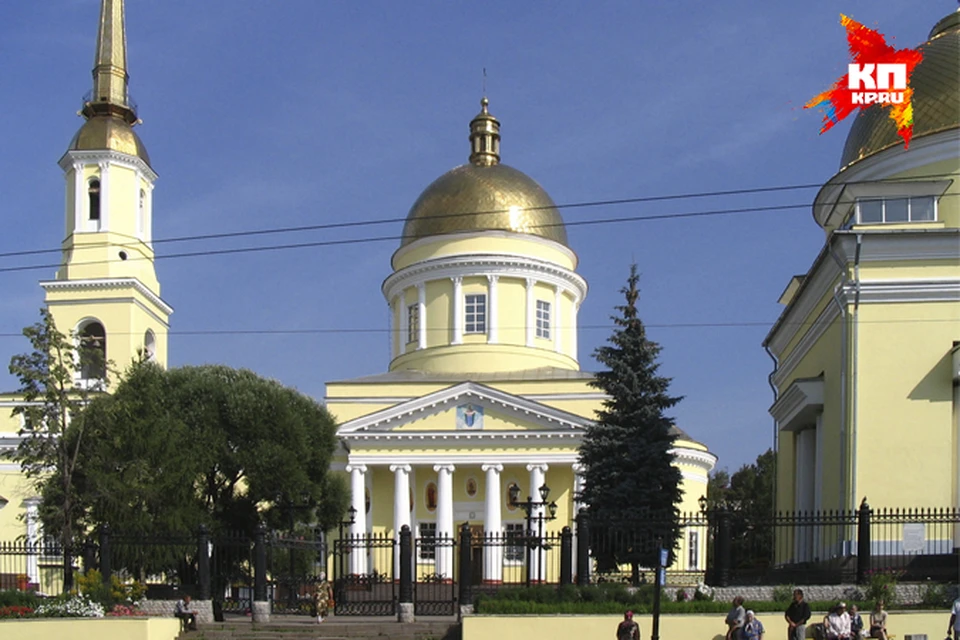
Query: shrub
106,603,145,617
772,585,795,603
75,569,145,610
0,589,42,609
920,582,950,608
676,589,688,602
693,582,714,601
35,594,105,618
864,570,902,608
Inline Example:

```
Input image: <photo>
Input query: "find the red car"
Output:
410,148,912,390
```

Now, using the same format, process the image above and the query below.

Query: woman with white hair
742,610,765,640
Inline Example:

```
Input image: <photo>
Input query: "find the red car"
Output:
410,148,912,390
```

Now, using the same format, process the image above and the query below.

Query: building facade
325,98,716,582
765,10,960,530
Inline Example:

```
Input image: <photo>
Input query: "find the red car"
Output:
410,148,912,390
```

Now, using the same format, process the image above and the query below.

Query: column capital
389,463,412,474
525,277,536,288
433,463,456,474
451,276,463,285
526,463,549,473
345,463,368,474
572,462,585,474
486,274,499,284
416,281,426,291
481,463,504,473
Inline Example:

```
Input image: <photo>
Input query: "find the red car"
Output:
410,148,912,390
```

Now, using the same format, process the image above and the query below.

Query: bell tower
43,0,171,378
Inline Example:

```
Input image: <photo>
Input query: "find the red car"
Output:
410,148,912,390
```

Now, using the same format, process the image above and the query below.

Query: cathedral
0,0,715,584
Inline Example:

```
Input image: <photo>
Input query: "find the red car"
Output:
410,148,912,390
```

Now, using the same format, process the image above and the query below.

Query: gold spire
82,0,137,125
468,97,501,166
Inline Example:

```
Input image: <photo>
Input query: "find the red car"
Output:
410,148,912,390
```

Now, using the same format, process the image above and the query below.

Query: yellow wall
463,612,950,640
0,618,180,640
392,233,577,271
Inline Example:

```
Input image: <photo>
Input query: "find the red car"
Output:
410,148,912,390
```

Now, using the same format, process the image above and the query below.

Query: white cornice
40,277,174,317
60,149,158,182
669,447,718,473
347,452,581,466
769,378,824,431
392,230,579,270
325,392,608,405
347,430,583,444
383,254,588,303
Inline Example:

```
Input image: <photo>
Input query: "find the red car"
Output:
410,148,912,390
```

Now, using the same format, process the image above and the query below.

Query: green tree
8,309,108,590
51,361,348,576
577,265,683,581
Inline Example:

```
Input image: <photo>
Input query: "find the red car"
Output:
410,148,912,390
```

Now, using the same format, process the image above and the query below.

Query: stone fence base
136,599,214,624
667,584,957,605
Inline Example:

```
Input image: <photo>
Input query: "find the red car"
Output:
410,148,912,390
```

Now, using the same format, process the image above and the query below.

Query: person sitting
726,596,746,640
175,594,199,631
742,610,765,640
849,605,864,639
825,602,852,640
869,601,888,640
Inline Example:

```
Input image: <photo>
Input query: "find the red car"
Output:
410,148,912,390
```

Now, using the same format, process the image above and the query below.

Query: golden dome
839,10,959,169
401,99,568,247
68,116,151,165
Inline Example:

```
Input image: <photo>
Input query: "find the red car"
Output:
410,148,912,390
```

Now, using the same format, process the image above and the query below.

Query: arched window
143,329,156,362
88,179,101,221
78,321,106,380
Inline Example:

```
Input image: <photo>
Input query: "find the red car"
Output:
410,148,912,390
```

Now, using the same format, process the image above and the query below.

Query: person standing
785,589,812,640
726,596,746,640
617,610,641,640
742,610,765,640
948,594,960,639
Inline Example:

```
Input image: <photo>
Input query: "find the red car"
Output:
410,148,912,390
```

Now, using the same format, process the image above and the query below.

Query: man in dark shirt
617,610,641,640
785,589,811,640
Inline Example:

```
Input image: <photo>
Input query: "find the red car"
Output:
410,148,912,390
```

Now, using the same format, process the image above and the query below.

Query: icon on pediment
456,403,484,430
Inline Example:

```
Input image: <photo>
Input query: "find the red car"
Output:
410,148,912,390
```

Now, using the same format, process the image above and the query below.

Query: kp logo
806,15,923,148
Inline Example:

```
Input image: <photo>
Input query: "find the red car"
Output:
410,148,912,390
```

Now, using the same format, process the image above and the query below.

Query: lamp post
338,506,357,581
508,483,558,587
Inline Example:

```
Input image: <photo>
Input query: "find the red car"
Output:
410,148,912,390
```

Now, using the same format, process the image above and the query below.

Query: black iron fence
2,504,956,615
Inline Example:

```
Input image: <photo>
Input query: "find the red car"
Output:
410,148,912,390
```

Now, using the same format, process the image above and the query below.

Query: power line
0,317,954,340
0,173,954,262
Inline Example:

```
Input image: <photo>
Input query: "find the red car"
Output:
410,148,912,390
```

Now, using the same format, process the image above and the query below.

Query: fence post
560,526,573,585
63,544,74,594
458,522,473,617
252,523,270,623
398,525,414,622
857,498,871,584
98,524,112,588
198,524,211,601
82,540,97,574
575,510,590,586
715,508,731,587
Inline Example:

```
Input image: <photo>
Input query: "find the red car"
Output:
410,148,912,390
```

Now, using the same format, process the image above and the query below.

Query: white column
487,275,499,344
434,463,456,578
391,464,412,578
553,285,563,354
24,499,40,586
571,295,580,361
398,293,408,355
98,161,110,231
72,163,84,232
451,277,463,345
346,463,368,575
571,463,585,583
526,463,548,582
525,278,536,347
482,463,504,583
417,283,427,350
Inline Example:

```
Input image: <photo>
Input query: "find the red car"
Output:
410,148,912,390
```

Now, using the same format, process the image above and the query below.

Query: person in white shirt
948,596,960,639
825,602,852,640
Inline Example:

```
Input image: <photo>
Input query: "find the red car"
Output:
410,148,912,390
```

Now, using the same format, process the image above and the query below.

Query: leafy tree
577,265,683,581
51,361,348,576
8,309,108,591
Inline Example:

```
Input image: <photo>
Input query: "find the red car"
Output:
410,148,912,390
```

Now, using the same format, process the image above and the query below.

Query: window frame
406,304,419,345
688,530,699,570
418,522,438,562
535,300,551,340
88,179,101,222
855,195,937,225
504,522,525,564
464,294,487,334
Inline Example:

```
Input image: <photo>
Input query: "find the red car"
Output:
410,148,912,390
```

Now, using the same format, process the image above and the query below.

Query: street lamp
508,483,558,586
698,494,708,514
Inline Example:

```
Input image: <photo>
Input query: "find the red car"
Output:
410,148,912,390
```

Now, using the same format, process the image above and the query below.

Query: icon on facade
426,482,438,512
456,403,484,430
466,477,478,497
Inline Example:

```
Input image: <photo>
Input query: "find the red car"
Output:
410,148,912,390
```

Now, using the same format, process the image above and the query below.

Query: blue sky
0,1,951,474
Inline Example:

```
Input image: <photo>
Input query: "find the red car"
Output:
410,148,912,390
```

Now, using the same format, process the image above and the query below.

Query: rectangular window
407,304,419,344
464,294,487,334
504,523,525,563
536,300,551,339
419,522,437,561
688,531,699,570
856,196,937,224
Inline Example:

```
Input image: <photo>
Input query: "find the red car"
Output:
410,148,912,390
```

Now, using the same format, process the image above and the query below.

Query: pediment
336,381,591,437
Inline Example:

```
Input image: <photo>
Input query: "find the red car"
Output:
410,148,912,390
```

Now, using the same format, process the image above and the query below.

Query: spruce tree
578,264,683,578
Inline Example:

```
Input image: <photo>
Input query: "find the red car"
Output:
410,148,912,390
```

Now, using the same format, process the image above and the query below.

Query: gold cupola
67,0,151,165
398,98,568,250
